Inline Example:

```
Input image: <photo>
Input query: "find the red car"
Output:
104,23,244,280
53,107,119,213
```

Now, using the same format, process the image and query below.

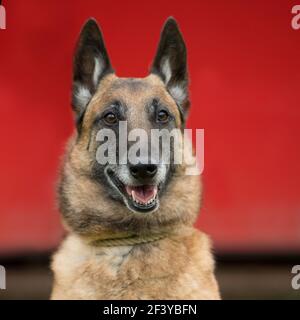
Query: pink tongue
125,185,157,204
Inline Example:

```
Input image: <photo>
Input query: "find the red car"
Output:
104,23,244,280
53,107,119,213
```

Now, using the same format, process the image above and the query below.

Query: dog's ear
151,17,189,114
72,18,113,125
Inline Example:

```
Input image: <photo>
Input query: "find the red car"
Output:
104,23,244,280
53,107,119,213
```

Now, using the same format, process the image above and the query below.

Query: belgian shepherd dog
51,17,220,300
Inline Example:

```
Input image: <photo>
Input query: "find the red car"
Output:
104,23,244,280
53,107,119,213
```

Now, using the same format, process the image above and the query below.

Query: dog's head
59,18,201,235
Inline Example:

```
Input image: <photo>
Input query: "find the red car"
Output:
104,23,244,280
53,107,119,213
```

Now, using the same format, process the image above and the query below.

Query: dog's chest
55,243,194,299
51,233,220,299
77,247,189,299
92,246,134,276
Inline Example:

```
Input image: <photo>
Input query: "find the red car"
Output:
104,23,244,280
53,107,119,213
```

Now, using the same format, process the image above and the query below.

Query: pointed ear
151,18,189,114
72,18,113,124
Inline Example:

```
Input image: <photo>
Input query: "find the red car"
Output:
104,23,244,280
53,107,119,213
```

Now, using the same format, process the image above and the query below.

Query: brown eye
104,112,117,125
157,110,169,123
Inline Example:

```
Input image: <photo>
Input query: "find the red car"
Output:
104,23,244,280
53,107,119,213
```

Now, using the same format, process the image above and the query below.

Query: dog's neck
88,231,170,247
79,226,186,248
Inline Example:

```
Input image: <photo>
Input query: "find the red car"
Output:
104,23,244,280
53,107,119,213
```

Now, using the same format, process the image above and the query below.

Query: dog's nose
129,164,158,180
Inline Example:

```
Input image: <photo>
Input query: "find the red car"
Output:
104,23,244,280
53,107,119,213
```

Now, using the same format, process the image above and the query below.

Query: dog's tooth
147,197,155,204
133,197,140,204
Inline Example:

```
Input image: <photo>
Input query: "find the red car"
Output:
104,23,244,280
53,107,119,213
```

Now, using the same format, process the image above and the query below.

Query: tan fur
51,228,219,299
51,72,220,300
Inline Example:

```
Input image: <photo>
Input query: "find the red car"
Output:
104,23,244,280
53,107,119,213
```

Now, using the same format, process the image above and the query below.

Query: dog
51,17,220,300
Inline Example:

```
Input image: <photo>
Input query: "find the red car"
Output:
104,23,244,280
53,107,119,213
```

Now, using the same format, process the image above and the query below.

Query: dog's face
59,18,201,235
86,74,182,214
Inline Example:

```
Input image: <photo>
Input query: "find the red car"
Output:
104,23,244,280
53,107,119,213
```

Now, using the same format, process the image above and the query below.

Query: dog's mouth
125,185,158,210
106,169,159,213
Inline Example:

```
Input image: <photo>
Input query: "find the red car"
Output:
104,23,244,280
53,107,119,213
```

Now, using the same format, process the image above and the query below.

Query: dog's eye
157,110,169,123
104,112,117,125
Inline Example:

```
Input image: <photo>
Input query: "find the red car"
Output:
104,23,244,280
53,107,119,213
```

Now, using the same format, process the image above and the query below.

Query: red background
0,0,299,254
